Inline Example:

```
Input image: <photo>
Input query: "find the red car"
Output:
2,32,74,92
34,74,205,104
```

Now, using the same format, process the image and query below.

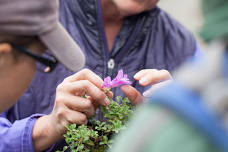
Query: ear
0,43,12,54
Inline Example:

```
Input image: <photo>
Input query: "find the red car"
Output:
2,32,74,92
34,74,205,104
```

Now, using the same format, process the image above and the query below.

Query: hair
0,35,39,46
0,35,40,59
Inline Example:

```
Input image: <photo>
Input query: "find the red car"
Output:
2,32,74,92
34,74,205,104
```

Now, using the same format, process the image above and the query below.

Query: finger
139,70,172,86
59,95,96,117
106,91,113,99
101,89,113,98
87,96,99,110
63,80,110,106
64,109,88,125
64,69,104,89
121,85,144,106
143,80,172,97
134,69,157,80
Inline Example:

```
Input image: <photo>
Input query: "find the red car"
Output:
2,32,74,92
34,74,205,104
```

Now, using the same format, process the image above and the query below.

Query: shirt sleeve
0,113,43,152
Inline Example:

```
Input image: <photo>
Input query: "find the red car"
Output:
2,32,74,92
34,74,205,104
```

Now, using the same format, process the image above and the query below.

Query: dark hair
0,35,39,46
0,35,40,60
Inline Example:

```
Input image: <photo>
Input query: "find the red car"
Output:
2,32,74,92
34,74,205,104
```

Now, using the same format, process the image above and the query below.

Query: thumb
121,85,144,106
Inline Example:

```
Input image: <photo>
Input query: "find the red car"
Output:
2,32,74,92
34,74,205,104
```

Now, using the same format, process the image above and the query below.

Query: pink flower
102,76,112,88
102,69,132,89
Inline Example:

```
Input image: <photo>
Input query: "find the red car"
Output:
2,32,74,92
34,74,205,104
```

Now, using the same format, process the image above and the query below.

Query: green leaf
77,144,84,151
60,96,134,152
86,140,95,146
63,146,68,151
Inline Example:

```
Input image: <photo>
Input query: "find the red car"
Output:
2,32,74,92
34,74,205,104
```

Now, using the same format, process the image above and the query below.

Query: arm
32,69,111,151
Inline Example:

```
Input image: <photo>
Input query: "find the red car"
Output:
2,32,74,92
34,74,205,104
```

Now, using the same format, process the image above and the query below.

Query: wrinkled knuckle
56,107,68,119
82,80,91,89
148,69,157,74
161,69,171,77
81,68,91,75
56,84,65,92
83,101,93,109
88,109,95,118
96,91,106,101
78,114,87,124
63,76,71,82
55,95,65,104
81,79,88,85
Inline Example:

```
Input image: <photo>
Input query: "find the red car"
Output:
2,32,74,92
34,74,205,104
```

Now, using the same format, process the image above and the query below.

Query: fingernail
104,97,110,106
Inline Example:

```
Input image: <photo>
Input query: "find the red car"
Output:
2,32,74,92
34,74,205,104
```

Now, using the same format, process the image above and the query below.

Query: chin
113,0,157,16
117,4,144,16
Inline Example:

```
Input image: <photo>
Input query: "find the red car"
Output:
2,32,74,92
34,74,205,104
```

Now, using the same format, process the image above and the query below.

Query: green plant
57,96,133,152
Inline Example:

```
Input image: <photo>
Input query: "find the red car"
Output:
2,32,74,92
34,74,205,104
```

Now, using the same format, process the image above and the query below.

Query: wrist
32,115,63,151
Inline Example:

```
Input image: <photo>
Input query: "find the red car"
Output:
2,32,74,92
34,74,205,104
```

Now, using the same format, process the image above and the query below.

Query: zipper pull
108,58,115,76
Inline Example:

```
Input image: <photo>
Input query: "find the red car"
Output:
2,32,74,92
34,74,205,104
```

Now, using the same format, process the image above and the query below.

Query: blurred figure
111,0,228,152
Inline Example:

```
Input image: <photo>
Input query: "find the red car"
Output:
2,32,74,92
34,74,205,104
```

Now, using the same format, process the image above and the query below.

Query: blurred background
158,0,209,51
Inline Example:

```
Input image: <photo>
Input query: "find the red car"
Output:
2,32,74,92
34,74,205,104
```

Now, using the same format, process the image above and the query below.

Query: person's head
0,0,85,112
111,0,159,16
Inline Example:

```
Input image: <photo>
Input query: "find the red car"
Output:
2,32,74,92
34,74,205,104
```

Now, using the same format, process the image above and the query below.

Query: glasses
11,43,58,73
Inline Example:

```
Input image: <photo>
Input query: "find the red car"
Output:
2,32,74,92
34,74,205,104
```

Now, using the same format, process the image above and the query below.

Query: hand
32,69,111,151
121,85,144,106
121,69,172,106
134,69,172,96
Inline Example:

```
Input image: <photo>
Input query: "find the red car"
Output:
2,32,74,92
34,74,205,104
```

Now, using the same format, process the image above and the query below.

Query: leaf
63,146,68,151
60,96,134,152
70,124,77,129
86,140,95,146
103,136,108,142
77,144,84,151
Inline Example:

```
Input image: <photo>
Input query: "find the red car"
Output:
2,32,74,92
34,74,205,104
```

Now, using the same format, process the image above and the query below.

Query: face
112,0,159,16
0,40,45,113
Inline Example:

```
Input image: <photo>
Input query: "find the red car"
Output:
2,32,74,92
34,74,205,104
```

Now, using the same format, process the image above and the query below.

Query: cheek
14,60,37,95
0,59,37,110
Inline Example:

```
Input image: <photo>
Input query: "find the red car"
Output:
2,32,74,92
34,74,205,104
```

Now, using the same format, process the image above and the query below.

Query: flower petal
102,76,112,88
102,69,132,89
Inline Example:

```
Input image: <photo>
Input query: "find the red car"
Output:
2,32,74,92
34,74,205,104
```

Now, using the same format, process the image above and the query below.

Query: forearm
32,115,63,152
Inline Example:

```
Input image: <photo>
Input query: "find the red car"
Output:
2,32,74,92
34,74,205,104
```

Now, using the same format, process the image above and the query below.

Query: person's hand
32,69,111,151
121,69,172,106
134,69,172,96
121,85,144,105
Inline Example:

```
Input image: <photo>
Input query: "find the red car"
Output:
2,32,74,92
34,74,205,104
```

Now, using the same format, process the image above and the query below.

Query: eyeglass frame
10,43,58,73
